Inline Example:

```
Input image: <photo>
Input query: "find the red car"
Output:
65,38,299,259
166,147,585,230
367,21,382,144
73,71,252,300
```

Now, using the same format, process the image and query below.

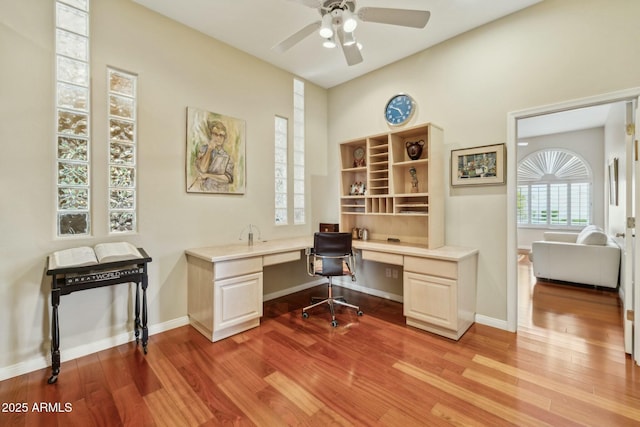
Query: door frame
506,87,640,342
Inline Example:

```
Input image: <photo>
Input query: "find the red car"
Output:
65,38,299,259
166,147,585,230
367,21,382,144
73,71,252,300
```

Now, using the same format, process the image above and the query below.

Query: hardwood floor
2,259,640,426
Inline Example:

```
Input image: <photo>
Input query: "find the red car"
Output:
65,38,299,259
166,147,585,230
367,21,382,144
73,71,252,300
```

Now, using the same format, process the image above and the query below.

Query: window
293,79,305,225
108,68,138,233
517,149,592,227
274,116,288,225
55,0,91,236
274,78,306,225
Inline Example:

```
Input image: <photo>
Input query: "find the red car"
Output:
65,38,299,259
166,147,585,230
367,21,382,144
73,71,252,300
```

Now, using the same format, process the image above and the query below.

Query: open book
49,242,143,270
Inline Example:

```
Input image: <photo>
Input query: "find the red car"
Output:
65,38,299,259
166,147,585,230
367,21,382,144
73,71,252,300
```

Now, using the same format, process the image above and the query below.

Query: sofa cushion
576,226,608,246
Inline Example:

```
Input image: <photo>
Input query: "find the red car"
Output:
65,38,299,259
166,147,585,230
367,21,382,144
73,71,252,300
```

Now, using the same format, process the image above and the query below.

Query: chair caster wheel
331,320,338,327
357,311,363,316
302,312,309,319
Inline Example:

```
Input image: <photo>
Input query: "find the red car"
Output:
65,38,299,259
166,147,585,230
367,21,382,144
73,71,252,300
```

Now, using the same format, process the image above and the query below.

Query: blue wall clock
385,93,416,126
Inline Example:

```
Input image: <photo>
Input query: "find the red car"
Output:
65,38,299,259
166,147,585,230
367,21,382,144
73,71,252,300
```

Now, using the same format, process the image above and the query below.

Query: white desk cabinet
358,241,478,340
187,255,263,342
402,253,477,340
186,237,311,342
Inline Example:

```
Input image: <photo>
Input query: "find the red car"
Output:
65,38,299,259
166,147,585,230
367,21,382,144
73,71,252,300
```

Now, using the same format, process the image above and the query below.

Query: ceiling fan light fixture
322,37,337,48
342,10,358,32
319,13,333,38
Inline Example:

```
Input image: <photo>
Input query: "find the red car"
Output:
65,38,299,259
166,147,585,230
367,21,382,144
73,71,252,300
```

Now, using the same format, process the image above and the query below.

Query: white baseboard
475,314,510,331
334,277,404,303
0,316,190,382
263,278,326,302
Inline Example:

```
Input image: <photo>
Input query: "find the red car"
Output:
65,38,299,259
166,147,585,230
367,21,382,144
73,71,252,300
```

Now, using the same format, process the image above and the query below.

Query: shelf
393,159,428,167
339,123,444,248
396,203,429,208
395,193,429,198
397,211,429,216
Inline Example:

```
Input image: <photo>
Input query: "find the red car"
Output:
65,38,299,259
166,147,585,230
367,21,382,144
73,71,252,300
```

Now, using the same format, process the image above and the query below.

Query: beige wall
0,0,327,374
2,0,640,377
327,0,640,322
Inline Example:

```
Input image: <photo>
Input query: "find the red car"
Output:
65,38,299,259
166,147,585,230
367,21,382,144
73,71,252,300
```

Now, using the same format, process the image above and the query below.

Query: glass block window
108,68,137,233
517,149,592,228
56,0,90,236
293,78,305,225
275,116,288,225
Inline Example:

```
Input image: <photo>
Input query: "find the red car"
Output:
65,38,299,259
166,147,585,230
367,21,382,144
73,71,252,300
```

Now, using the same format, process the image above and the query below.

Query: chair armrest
307,252,356,278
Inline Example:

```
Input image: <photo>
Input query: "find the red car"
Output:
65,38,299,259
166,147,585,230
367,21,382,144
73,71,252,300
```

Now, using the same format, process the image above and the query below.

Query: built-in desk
185,237,311,342
353,240,478,340
185,237,477,341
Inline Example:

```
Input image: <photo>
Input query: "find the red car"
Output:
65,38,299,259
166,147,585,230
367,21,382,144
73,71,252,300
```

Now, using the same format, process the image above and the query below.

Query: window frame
517,149,593,229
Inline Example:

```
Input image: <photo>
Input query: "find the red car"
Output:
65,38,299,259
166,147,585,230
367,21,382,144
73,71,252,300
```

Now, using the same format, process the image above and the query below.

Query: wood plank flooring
1,257,639,426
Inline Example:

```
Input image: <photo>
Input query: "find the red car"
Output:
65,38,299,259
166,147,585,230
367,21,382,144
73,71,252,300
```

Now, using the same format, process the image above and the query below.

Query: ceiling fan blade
285,0,323,8
272,21,321,53
357,8,431,28
337,28,363,66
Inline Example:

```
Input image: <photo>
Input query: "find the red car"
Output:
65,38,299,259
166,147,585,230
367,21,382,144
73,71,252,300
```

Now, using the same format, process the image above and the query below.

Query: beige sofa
530,225,621,288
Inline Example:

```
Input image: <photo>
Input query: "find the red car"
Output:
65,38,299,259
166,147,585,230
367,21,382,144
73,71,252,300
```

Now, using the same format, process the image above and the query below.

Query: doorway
506,88,640,363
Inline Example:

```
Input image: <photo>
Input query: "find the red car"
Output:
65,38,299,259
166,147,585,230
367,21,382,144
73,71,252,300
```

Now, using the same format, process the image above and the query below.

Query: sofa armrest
543,232,578,243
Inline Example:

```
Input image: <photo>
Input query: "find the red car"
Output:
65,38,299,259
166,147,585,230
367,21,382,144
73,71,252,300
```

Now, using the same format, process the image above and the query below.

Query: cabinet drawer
362,250,403,266
404,256,457,279
263,250,300,266
214,257,262,280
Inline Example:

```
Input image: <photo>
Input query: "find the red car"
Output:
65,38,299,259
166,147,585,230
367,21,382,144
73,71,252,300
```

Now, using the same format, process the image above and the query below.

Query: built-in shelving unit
339,123,444,248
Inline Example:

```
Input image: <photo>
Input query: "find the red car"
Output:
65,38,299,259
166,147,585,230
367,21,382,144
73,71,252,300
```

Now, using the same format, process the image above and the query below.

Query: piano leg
48,288,61,384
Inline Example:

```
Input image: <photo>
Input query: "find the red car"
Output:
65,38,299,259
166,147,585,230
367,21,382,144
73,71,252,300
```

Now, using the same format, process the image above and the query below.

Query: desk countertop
185,236,313,263
353,240,478,261
186,236,477,263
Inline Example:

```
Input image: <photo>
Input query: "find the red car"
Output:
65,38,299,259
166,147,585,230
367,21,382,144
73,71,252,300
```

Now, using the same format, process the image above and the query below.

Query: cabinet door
403,272,456,330
214,272,263,330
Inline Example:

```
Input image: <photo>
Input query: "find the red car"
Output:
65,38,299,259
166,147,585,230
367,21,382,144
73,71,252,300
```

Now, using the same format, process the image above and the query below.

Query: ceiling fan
273,0,431,66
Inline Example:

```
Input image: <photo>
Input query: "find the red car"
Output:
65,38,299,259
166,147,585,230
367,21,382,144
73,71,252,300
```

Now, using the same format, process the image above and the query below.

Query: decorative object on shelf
320,223,339,232
359,227,369,241
406,139,424,160
451,143,506,187
385,93,416,126
409,167,419,193
350,181,365,195
353,146,366,167
352,227,360,240
186,107,246,194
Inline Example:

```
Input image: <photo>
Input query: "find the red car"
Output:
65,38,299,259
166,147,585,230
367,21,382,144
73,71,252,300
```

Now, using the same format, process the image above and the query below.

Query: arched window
517,149,592,227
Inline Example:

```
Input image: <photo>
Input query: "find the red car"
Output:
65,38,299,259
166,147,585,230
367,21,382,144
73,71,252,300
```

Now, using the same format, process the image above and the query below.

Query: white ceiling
132,0,542,89
132,0,613,137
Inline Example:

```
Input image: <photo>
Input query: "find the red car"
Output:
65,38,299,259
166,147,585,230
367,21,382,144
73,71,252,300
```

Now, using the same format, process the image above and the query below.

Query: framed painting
451,143,506,187
186,107,246,194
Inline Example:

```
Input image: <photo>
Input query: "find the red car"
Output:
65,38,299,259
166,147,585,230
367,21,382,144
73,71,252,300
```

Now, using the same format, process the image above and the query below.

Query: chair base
302,279,363,327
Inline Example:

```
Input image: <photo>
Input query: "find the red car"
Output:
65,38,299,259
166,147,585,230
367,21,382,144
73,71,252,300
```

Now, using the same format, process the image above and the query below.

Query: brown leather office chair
302,232,363,327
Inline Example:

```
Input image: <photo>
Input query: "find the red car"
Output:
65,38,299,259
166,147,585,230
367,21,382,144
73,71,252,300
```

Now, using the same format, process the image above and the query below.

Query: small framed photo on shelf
349,181,366,196
451,143,505,187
